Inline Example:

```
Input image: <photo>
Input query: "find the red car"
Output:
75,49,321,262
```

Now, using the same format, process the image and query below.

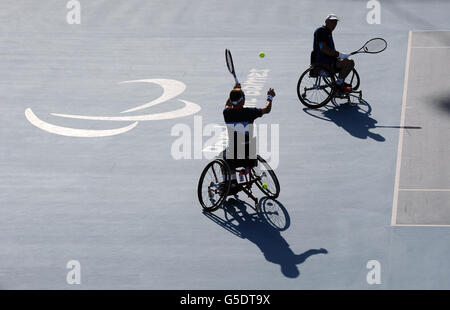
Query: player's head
229,88,245,108
325,14,339,31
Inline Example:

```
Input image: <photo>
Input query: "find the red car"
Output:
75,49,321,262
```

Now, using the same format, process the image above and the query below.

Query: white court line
399,189,450,192
391,31,412,226
411,30,450,32
412,46,450,49
393,224,450,227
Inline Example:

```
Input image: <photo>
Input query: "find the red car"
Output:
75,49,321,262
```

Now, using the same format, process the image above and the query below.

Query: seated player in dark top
221,82,275,187
313,14,355,93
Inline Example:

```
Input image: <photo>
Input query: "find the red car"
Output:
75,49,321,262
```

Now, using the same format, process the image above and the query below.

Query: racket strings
363,39,387,53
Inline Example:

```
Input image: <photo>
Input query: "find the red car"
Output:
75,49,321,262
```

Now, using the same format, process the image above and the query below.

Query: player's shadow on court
304,98,422,140
303,98,385,141
203,197,328,278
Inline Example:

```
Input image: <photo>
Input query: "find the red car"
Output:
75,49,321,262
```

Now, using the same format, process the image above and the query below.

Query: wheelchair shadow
303,97,386,141
203,197,328,278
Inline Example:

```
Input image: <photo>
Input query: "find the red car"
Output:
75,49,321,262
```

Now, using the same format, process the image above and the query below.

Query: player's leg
335,58,355,83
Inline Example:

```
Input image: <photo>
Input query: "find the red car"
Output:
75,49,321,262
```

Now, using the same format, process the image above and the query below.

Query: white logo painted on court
66,260,81,285
66,0,81,25
366,0,381,24
25,79,201,137
366,260,381,285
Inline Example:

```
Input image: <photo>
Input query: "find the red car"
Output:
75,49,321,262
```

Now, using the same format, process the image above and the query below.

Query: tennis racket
350,38,387,55
225,49,239,84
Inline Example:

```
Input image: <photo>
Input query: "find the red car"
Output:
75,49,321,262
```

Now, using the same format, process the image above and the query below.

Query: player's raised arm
261,88,275,115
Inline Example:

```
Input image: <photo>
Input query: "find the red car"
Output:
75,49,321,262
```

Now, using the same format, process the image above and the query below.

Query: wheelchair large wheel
197,159,231,212
297,65,335,109
252,155,280,199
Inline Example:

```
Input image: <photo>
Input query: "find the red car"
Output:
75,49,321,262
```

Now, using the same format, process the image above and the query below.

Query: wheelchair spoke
297,66,335,108
253,168,276,194
198,160,231,211
211,164,219,183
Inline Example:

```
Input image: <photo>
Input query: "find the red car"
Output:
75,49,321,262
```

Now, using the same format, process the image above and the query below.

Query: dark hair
229,89,245,102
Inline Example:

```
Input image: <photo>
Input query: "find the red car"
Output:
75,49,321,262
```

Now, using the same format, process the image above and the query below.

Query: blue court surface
0,0,449,289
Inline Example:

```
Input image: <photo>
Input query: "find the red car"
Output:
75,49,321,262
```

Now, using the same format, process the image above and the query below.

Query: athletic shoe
334,82,352,93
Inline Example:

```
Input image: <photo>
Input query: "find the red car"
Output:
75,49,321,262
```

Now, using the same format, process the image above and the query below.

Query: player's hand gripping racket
349,38,387,55
225,49,239,84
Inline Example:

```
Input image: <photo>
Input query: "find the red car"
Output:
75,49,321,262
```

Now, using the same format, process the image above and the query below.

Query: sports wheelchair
297,52,363,108
197,155,280,212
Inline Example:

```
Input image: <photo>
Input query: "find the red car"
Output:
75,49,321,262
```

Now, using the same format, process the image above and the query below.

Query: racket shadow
203,197,328,278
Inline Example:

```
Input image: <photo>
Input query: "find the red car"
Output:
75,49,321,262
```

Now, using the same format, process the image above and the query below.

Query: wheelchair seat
309,51,340,77
225,158,258,171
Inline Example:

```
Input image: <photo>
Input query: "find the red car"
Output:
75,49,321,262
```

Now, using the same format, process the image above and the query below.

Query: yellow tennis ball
259,51,265,58
262,183,268,189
